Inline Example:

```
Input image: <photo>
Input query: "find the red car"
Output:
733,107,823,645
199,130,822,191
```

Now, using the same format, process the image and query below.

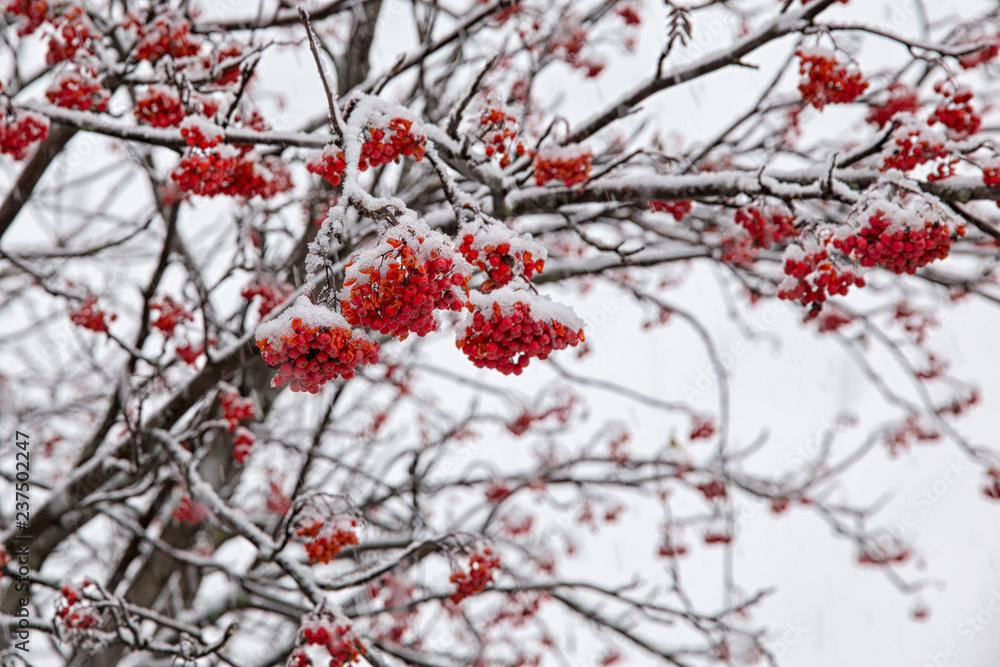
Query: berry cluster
56,583,100,631
983,158,1000,187
703,530,733,545
132,12,202,62
45,6,95,65
553,27,605,77
70,295,115,332
814,306,854,333
796,47,869,110
695,479,727,501
832,210,963,275
458,225,546,292
479,107,532,168
857,541,911,566
179,116,224,149
982,469,1000,501
255,298,380,392
879,119,954,179
241,276,293,317
219,385,254,431
657,535,688,558
306,144,347,187
340,223,470,340
231,426,255,463
456,289,585,375
170,148,292,199
134,85,186,127
0,111,49,160
150,294,192,336
295,517,360,564
46,65,109,112
292,616,366,667
6,0,49,36
534,146,593,186
865,83,920,128
616,4,641,25
648,199,693,221
175,341,203,365
359,117,425,171
929,83,981,138
777,241,866,316
734,204,796,249
719,229,756,267
690,416,716,441
960,37,1000,69
172,494,210,523
449,547,501,604
205,43,244,86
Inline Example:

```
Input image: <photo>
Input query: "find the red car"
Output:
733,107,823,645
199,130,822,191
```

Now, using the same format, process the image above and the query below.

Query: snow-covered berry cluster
255,297,380,393
306,144,347,187
46,65,109,112
339,219,471,340
777,239,866,316
45,6,95,65
796,47,868,110
132,12,202,62
982,157,1000,187
959,32,1000,69
734,203,797,249
289,614,366,667
458,223,546,292
170,146,292,199
295,516,360,564
478,107,532,168
879,116,954,180
449,547,501,604
6,0,49,36
832,205,964,275
56,582,100,632
534,145,593,186
359,117,425,171
179,116,225,149
134,85,186,127
457,288,585,375
70,295,115,332
648,199,693,221
866,82,920,128
929,82,981,138
0,110,49,160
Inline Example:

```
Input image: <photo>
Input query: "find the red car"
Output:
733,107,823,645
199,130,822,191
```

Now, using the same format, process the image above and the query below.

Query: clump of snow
535,143,593,161
467,286,584,331
255,296,352,343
